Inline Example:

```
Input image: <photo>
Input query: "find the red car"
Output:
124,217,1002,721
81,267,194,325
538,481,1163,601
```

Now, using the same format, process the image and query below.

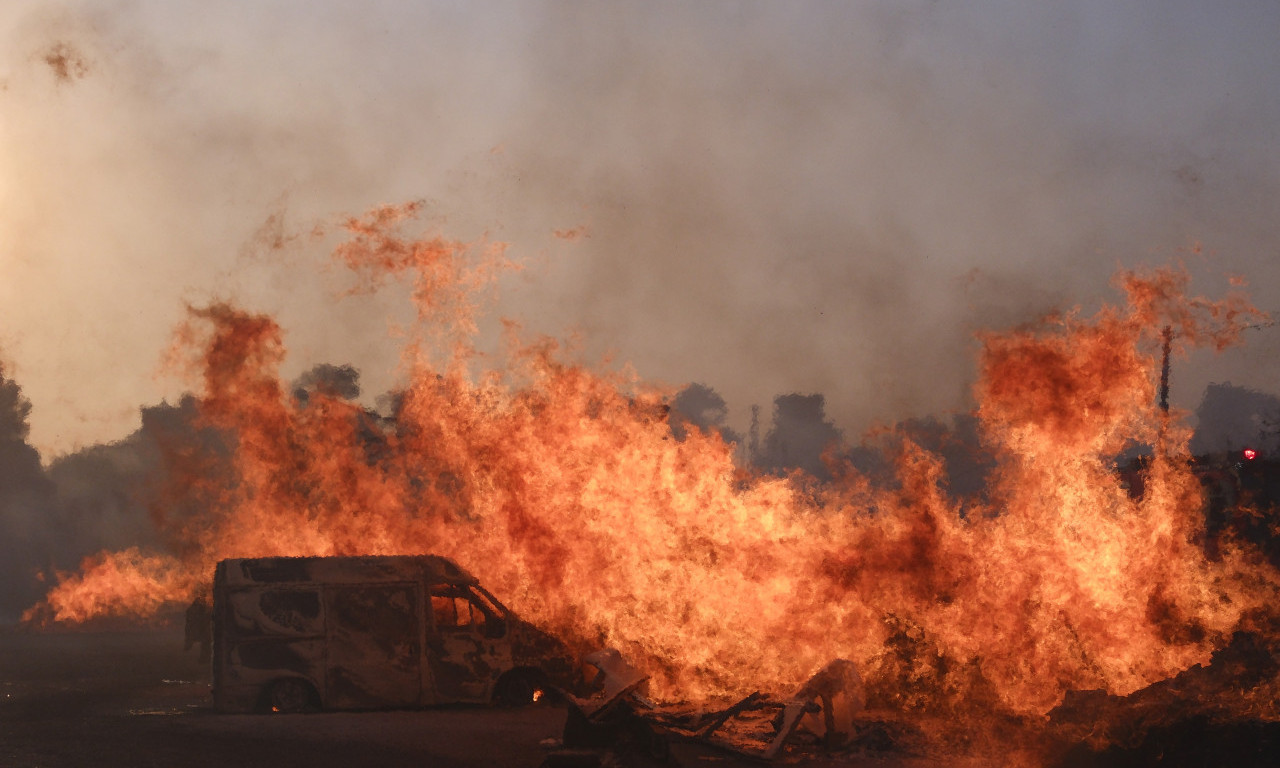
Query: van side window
228,588,323,638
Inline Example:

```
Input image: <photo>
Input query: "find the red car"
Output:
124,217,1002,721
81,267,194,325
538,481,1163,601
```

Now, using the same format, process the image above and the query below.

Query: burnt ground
7,627,1275,768
0,627,946,768
0,627,565,767
1047,630,1280,768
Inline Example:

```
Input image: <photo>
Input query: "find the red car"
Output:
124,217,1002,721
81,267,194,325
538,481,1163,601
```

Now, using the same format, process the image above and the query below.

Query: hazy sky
2,1,1279,458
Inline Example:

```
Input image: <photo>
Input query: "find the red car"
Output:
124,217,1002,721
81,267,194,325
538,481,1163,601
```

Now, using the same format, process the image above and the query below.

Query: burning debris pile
21,204,1280,756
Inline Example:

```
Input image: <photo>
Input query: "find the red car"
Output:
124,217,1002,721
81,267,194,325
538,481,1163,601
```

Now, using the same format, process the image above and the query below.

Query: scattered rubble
541,652,871,766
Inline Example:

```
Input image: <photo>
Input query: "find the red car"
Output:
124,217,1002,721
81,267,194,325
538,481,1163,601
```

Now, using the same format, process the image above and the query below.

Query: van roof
216,554,477,588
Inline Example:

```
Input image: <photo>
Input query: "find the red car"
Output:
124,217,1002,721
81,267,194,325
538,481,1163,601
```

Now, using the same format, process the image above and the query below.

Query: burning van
211,554,577,713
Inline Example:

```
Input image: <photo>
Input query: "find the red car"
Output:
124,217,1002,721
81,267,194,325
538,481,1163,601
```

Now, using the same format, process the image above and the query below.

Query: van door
426,584,514,702
324,583,422,709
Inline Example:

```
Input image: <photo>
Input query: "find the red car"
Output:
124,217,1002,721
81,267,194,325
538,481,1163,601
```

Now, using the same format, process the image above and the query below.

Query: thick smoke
2,2,1280,458
1190,383,1280,456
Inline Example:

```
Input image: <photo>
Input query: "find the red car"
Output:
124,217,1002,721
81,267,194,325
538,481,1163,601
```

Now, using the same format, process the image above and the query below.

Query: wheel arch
492,666,552,707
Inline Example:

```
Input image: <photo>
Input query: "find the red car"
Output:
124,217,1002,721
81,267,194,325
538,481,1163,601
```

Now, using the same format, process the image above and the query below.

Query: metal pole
1159,325,1172,413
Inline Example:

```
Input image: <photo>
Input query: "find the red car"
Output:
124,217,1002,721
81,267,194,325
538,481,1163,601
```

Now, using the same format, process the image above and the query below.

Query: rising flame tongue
29,206,1280,716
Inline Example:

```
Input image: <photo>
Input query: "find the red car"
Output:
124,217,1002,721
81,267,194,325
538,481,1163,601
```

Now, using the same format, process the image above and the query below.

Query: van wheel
266,678,316,714
494,670,546,707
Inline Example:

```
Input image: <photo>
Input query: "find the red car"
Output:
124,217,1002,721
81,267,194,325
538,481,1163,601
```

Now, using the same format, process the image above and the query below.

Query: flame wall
29,209,1280,717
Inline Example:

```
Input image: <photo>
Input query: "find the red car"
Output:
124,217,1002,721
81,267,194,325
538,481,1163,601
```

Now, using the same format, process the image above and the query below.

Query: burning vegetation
19,204,1280,757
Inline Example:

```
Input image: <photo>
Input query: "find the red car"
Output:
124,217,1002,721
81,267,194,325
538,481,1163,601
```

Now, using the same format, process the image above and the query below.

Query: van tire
265,678,318,714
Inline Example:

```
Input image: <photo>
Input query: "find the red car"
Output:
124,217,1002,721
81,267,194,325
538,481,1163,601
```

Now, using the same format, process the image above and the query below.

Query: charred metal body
212,554,575,713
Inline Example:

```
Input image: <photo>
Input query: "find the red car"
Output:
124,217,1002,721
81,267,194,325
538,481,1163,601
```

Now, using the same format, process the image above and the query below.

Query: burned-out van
212,555,577,713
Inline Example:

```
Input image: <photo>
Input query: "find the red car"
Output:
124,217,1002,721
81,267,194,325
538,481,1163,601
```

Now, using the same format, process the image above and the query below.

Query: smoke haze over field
2,1,1280,458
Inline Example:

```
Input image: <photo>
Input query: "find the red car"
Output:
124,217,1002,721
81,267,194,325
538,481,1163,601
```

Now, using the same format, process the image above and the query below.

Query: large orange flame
29,206,1280,718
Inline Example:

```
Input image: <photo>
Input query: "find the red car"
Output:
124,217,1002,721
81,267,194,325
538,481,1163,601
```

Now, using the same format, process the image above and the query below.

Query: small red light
1242,448,1258,460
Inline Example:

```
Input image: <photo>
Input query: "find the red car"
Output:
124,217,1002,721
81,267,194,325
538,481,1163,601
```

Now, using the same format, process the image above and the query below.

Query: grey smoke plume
1,1,1279,471
1190,383,1280,457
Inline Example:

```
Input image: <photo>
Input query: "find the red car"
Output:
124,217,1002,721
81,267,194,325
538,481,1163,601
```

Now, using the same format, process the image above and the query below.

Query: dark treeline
0,363,56,621
2,362,1278,622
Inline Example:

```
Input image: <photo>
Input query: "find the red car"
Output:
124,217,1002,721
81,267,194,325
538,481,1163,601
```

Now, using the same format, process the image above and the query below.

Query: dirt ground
0,627,944,768
0,627,555,767
21,626,1280,767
